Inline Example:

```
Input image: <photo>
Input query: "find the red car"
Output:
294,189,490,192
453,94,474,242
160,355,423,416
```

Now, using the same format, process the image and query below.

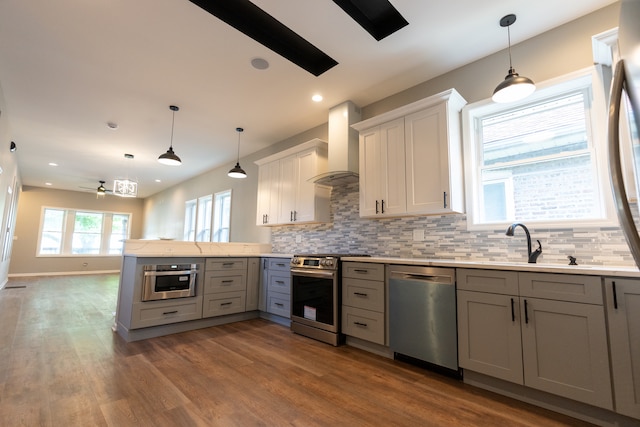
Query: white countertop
342,257,640,278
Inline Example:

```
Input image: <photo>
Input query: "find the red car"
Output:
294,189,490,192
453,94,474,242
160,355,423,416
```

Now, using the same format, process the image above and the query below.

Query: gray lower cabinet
341,262,386,345
457,269,613,410
246,258,260,311
260,257,291,318
130,297,203,329
202,258,247,318
604,277,640,419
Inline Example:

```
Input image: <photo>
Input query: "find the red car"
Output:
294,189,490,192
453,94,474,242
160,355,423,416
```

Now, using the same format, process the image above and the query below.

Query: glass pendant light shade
228,127,247,178
492,67,536,103
158,105,182,166
492,14,535,104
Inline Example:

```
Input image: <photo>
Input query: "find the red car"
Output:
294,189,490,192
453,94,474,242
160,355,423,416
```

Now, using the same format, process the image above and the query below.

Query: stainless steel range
290,254,368,346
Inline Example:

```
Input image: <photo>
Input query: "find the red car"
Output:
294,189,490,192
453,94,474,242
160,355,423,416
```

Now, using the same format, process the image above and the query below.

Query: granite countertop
341,256,640,278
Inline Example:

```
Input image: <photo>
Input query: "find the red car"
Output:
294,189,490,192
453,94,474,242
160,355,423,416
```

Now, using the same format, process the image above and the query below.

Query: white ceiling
0,0,617,197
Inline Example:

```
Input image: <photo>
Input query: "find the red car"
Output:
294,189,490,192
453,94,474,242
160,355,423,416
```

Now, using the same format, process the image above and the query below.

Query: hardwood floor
0,274,595,426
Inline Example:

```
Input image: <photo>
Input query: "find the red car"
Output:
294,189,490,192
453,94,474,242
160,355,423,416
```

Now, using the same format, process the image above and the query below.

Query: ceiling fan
79,180,113,197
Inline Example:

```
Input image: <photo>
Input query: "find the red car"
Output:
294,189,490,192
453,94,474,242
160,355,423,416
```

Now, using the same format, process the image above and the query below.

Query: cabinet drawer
205,258,247,273
131,297,202,329
204,274,246,294
343,262,384,281
268,273,291,295
267,258,291,272
518,273,603,304
343,278,384,312
267,292,290,318
342,306,385,345
202,291,246,318
457,268,519,295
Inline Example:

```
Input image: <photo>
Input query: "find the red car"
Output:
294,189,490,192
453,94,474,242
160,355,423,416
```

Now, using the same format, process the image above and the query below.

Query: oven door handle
143,270,195,277
290,268,336,279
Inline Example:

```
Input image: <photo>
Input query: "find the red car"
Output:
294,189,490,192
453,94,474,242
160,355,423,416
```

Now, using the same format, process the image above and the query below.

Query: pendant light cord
507,24,513,70
236,127,243,162
170,110,176,150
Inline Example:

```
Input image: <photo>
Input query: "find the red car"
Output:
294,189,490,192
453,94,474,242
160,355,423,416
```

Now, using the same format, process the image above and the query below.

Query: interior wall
142,124,328,243
9,186,144,275
0,82,21,286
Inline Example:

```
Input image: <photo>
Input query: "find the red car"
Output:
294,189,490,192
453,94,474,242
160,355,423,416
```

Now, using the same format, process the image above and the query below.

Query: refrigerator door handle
608,59,640,267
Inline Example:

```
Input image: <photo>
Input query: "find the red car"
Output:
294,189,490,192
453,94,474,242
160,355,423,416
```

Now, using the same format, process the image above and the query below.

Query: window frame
36,207,132,257
212,190,232,243
462,66,615,230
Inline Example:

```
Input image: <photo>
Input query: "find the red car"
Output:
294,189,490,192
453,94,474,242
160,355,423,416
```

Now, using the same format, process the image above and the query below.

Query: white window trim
212,189,232,243
36,207,132,257
462,66,616,231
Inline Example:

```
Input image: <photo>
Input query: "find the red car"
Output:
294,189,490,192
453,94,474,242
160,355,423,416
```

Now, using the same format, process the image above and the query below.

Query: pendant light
158,105,182,166
113,153,138,197
228,127,247,178
492,14,535,103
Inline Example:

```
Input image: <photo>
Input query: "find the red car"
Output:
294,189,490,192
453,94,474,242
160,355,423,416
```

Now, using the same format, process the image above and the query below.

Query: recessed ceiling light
155,179,161,183
45,182,52,186
312,94,323,102
48,162,58,167
251,57,269,70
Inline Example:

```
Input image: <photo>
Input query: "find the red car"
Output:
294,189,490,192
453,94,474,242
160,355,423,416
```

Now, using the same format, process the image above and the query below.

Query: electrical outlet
295,234,302,243
413,229,425,241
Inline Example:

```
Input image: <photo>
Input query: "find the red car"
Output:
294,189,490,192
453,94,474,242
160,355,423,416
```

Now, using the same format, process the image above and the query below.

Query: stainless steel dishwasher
388,265,458,372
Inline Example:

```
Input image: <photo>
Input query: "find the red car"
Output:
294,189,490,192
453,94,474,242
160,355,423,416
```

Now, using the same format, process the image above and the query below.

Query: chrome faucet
505,223,542,263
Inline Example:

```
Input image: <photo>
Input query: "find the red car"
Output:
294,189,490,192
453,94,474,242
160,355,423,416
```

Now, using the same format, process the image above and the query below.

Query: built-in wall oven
142,263,199,302
290,254,368,346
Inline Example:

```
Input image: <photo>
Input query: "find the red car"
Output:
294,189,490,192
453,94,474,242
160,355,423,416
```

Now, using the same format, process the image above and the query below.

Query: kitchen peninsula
114,240,285,342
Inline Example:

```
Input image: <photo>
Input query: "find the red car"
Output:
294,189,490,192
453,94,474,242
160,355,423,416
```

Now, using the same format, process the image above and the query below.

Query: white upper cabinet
255,139,330,226
353,89,466,218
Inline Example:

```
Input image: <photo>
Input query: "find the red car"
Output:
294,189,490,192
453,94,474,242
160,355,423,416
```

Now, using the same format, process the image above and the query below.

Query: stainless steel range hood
311,101,361,186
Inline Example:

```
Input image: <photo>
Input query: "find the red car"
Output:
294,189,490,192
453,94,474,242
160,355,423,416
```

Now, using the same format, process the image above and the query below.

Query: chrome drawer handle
354,321,368,327
163,310,178,315
274,303,284,307
221,280,234,284
354,292,368,297
221,302,232,306
275,280,285,284
353,269,369,273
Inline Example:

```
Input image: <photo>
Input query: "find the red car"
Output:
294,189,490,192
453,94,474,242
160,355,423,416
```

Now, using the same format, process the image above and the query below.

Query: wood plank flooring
0,274,595,426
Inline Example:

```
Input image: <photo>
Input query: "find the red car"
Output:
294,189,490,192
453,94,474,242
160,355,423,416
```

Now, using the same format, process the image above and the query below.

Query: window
37,208,131,256
184,191,231,242
213,190,231,242
184,199,197,241
463,67,613,229
196,195,212,242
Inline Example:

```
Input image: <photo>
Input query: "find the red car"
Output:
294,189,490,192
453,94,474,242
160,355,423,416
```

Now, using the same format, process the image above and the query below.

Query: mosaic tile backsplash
270,182,638,267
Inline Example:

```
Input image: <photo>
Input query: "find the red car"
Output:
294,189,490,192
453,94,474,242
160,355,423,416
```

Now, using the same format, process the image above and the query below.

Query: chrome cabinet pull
163,310,178,315
375,200,379,214
353,269,368,273
510,298,515,322
293,210,297,221
221,302,232,306
274,302,284,307
524,299,529,324
221,280,234,284
612,281,618,309
354,292,368,297
354,321,368,327
381,199,385,214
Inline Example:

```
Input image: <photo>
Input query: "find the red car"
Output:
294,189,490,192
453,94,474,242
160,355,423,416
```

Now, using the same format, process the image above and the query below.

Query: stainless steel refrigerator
609,0,640,268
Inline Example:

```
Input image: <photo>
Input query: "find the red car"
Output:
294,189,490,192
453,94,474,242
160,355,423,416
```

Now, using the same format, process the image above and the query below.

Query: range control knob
291,257,299,265
324,259,334,267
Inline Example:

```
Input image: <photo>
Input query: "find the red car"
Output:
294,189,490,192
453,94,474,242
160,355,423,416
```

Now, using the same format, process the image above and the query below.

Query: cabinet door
256,160,280,225
295,149,324,223
604,278,640,419
379,118,406,215
457,290,523,384
404,103,458,214
246,258,260,311
520,297,613,410
278,154,297,224
359,128,382,217
359,118,405,217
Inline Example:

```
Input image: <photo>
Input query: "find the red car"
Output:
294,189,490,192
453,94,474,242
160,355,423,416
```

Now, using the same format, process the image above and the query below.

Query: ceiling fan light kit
158,105,182,166
228,127,247,178
492,14,536,103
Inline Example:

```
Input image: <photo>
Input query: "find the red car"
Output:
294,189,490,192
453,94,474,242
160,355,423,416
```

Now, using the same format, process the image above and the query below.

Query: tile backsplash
271,182,637,267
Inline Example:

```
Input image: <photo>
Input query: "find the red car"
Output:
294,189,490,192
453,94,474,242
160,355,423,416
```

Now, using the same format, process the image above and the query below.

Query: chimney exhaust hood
311,100,361,186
